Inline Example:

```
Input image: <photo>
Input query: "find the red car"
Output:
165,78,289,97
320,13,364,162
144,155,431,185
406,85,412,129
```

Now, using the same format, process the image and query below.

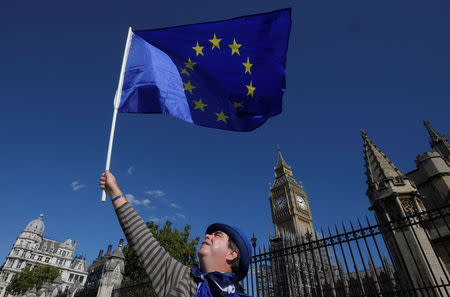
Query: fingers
99,171,120,197
99,172,108,190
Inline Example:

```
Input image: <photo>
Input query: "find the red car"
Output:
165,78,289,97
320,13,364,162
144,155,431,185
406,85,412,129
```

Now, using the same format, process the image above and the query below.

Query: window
37,255,43,261
35,243,39,249
79,276,84,283
68,274,74,282
78,263,82,270
16,260,23,269
62,251,66,257
2,273,9,281
25,263,32,269
21,250,27,257
45,257,50,263
26,242,30,248
30,253,35,259
58,259,64,266
14,249,19,255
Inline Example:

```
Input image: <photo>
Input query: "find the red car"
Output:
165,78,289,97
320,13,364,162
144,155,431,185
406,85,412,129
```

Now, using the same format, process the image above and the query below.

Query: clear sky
1,0,449,265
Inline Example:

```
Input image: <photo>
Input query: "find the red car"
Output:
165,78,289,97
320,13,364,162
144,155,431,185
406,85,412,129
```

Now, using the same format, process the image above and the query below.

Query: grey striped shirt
116,202,198,297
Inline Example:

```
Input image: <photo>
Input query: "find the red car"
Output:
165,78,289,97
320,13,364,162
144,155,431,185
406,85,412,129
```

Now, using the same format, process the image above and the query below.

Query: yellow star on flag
180,68,190,77
192,42,204,56
193,99,207,112
246,80,256,97
184,58,196,71
242,57,253,75
216,111,229,123
228,38,242,56
183,81,196,94
233,102,244,109
209,33,222,50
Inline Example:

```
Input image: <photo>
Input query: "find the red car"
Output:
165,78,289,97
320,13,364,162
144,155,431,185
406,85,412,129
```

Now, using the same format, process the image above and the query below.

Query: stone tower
407,121,450,210
362,130,448,296
269,147,314,236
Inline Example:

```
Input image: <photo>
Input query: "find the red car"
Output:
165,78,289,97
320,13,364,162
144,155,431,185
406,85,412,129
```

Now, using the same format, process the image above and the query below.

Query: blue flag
119,9,291,132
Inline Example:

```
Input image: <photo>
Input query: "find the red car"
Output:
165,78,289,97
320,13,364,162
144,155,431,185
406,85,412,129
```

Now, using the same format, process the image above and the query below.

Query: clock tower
269,147,314,236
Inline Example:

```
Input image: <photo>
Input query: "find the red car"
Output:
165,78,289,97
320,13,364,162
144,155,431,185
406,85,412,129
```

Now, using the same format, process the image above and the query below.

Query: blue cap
206,223,252,280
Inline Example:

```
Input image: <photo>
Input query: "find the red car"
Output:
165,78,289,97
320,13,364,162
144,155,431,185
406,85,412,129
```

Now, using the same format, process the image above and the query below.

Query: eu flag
119,9,291,132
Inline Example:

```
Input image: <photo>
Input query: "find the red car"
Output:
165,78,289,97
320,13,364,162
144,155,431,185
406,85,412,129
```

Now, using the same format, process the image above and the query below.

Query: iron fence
242,204,450,297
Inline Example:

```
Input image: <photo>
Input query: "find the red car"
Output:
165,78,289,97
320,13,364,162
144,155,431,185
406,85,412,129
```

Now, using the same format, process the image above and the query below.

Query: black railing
243,205,450,297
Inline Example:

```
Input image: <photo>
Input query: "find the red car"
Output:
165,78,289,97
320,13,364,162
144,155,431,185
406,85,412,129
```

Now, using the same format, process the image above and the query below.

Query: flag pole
102,27,133,202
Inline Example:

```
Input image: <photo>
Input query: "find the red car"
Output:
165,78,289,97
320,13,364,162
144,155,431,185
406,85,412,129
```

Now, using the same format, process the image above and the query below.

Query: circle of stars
178,33,255,125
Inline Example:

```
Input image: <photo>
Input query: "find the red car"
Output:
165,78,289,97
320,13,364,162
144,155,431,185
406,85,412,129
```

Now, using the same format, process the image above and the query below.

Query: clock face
296,195,307,210
275,197,287,211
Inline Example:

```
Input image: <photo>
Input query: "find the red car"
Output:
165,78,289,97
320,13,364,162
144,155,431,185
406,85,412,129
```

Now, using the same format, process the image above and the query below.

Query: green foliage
5,265,59,295
122,221,200,285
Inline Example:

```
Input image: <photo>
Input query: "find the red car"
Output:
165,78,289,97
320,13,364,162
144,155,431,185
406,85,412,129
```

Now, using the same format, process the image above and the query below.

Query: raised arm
99,172,196,297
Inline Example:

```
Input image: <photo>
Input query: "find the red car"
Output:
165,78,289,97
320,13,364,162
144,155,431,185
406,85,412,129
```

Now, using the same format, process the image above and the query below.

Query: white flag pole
102,27,133,202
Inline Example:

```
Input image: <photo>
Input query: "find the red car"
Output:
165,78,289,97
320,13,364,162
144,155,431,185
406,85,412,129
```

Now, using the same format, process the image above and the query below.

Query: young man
99,171,252,297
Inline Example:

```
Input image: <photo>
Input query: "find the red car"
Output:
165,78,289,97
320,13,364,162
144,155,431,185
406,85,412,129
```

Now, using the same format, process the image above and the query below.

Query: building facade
263,121,449,296
0,215,88,297
362,121,449,295
78,240,125,297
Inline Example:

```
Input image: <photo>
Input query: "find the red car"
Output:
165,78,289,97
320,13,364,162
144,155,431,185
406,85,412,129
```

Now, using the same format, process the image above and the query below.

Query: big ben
270,147,314,236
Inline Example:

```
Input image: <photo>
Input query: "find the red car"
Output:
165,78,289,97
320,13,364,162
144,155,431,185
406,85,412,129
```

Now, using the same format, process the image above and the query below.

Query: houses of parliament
265,121,449,296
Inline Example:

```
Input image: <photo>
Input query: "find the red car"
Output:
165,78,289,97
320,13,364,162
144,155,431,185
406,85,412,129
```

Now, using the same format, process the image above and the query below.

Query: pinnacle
361,129,368,139
361,131,404,185
275,145,291,169
424,120,449,144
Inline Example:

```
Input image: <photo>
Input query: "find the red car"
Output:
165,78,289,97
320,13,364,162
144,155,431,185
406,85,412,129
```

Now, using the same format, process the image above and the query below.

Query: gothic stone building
362,121,449,294
0,215,88,297
265,121,449,296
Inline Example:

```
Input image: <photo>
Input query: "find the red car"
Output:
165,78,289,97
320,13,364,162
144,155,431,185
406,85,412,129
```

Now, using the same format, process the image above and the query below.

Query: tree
122,221,200,285
6,265,59,295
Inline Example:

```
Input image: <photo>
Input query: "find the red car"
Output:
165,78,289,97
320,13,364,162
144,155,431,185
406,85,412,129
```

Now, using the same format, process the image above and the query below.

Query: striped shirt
116,202,198,297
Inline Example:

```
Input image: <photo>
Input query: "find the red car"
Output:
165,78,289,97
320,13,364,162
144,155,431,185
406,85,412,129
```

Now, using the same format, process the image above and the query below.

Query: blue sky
1,0,449,265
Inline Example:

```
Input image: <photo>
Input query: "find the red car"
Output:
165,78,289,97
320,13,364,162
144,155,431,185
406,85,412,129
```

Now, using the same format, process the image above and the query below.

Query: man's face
198,230,238,272
198,230,230,259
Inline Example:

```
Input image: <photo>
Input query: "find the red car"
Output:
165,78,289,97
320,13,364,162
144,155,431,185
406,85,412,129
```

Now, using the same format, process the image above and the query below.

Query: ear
226,249,239,262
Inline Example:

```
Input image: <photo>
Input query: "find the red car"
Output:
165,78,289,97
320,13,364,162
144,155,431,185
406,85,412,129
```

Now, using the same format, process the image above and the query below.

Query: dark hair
228,238,241,276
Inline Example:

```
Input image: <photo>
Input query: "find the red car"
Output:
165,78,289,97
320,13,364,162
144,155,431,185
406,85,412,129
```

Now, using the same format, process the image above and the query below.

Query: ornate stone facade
362,121,450,296
0,215,88,297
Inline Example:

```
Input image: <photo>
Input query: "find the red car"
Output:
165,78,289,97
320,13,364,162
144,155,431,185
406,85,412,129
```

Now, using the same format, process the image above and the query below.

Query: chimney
97,249,103,259
118,239,124,249
106,244,112,256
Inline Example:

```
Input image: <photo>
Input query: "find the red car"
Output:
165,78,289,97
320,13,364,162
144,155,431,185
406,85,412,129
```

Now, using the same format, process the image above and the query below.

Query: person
99,171,253,297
